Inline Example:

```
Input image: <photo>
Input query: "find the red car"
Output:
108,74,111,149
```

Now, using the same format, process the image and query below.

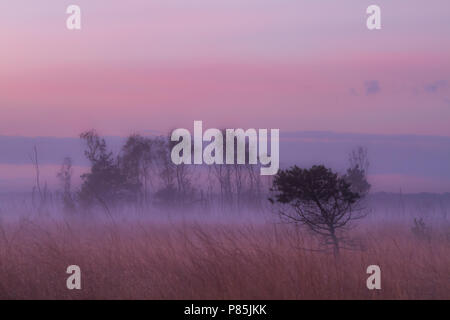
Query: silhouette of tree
344,165,371,196
78,130,139,210
29,146,48,213
346,146,371,196
154,134,195,205
57,157,75,213
119,134,156,205
270,165,366,255
349,146,369,173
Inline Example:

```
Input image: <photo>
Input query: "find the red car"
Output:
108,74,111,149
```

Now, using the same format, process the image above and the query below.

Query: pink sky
1,1,449,137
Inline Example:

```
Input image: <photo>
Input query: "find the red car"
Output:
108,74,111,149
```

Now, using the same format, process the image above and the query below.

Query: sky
0,1,450,192
1,132,450,194
1,0,450,136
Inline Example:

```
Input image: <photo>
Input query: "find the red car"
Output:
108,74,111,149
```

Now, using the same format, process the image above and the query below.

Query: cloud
364,80,380,95
349,88,359,96
424,80,447,93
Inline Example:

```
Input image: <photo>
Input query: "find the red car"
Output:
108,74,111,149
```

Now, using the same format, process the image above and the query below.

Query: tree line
56,130,270,214
50,130,371,254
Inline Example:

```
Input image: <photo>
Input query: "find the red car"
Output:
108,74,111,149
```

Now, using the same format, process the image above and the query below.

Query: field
0,214,448,300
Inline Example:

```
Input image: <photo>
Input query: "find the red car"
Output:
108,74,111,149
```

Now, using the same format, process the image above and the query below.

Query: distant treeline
51,130,271,213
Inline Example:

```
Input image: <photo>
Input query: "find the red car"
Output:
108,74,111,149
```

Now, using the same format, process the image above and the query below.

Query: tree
344,165,371,196
345,146,371,196
349,146,369,173
269,165,366,255
57,157,75,213
154,134,195,205
29,146,48,213
210,129,261,209
119,134,156,205
78,130,139,210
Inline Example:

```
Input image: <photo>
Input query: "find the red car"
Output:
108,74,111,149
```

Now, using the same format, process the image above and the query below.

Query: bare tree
120,134,157,206
346,146,371,196
210,129,260,210
212,163,233,207
349,146,369,174
57,157,75,213
29,146,48,212
154,135,195,205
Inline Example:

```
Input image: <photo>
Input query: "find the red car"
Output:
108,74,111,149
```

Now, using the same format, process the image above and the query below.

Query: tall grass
0,217,448,299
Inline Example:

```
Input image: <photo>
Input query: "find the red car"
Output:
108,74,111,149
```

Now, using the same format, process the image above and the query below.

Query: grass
0,217,448,299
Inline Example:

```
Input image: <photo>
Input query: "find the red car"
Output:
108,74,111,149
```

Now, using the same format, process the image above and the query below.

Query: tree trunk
330,230,340,257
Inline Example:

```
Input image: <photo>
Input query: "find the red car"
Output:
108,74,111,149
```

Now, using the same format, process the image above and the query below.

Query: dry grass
0,217,448,299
